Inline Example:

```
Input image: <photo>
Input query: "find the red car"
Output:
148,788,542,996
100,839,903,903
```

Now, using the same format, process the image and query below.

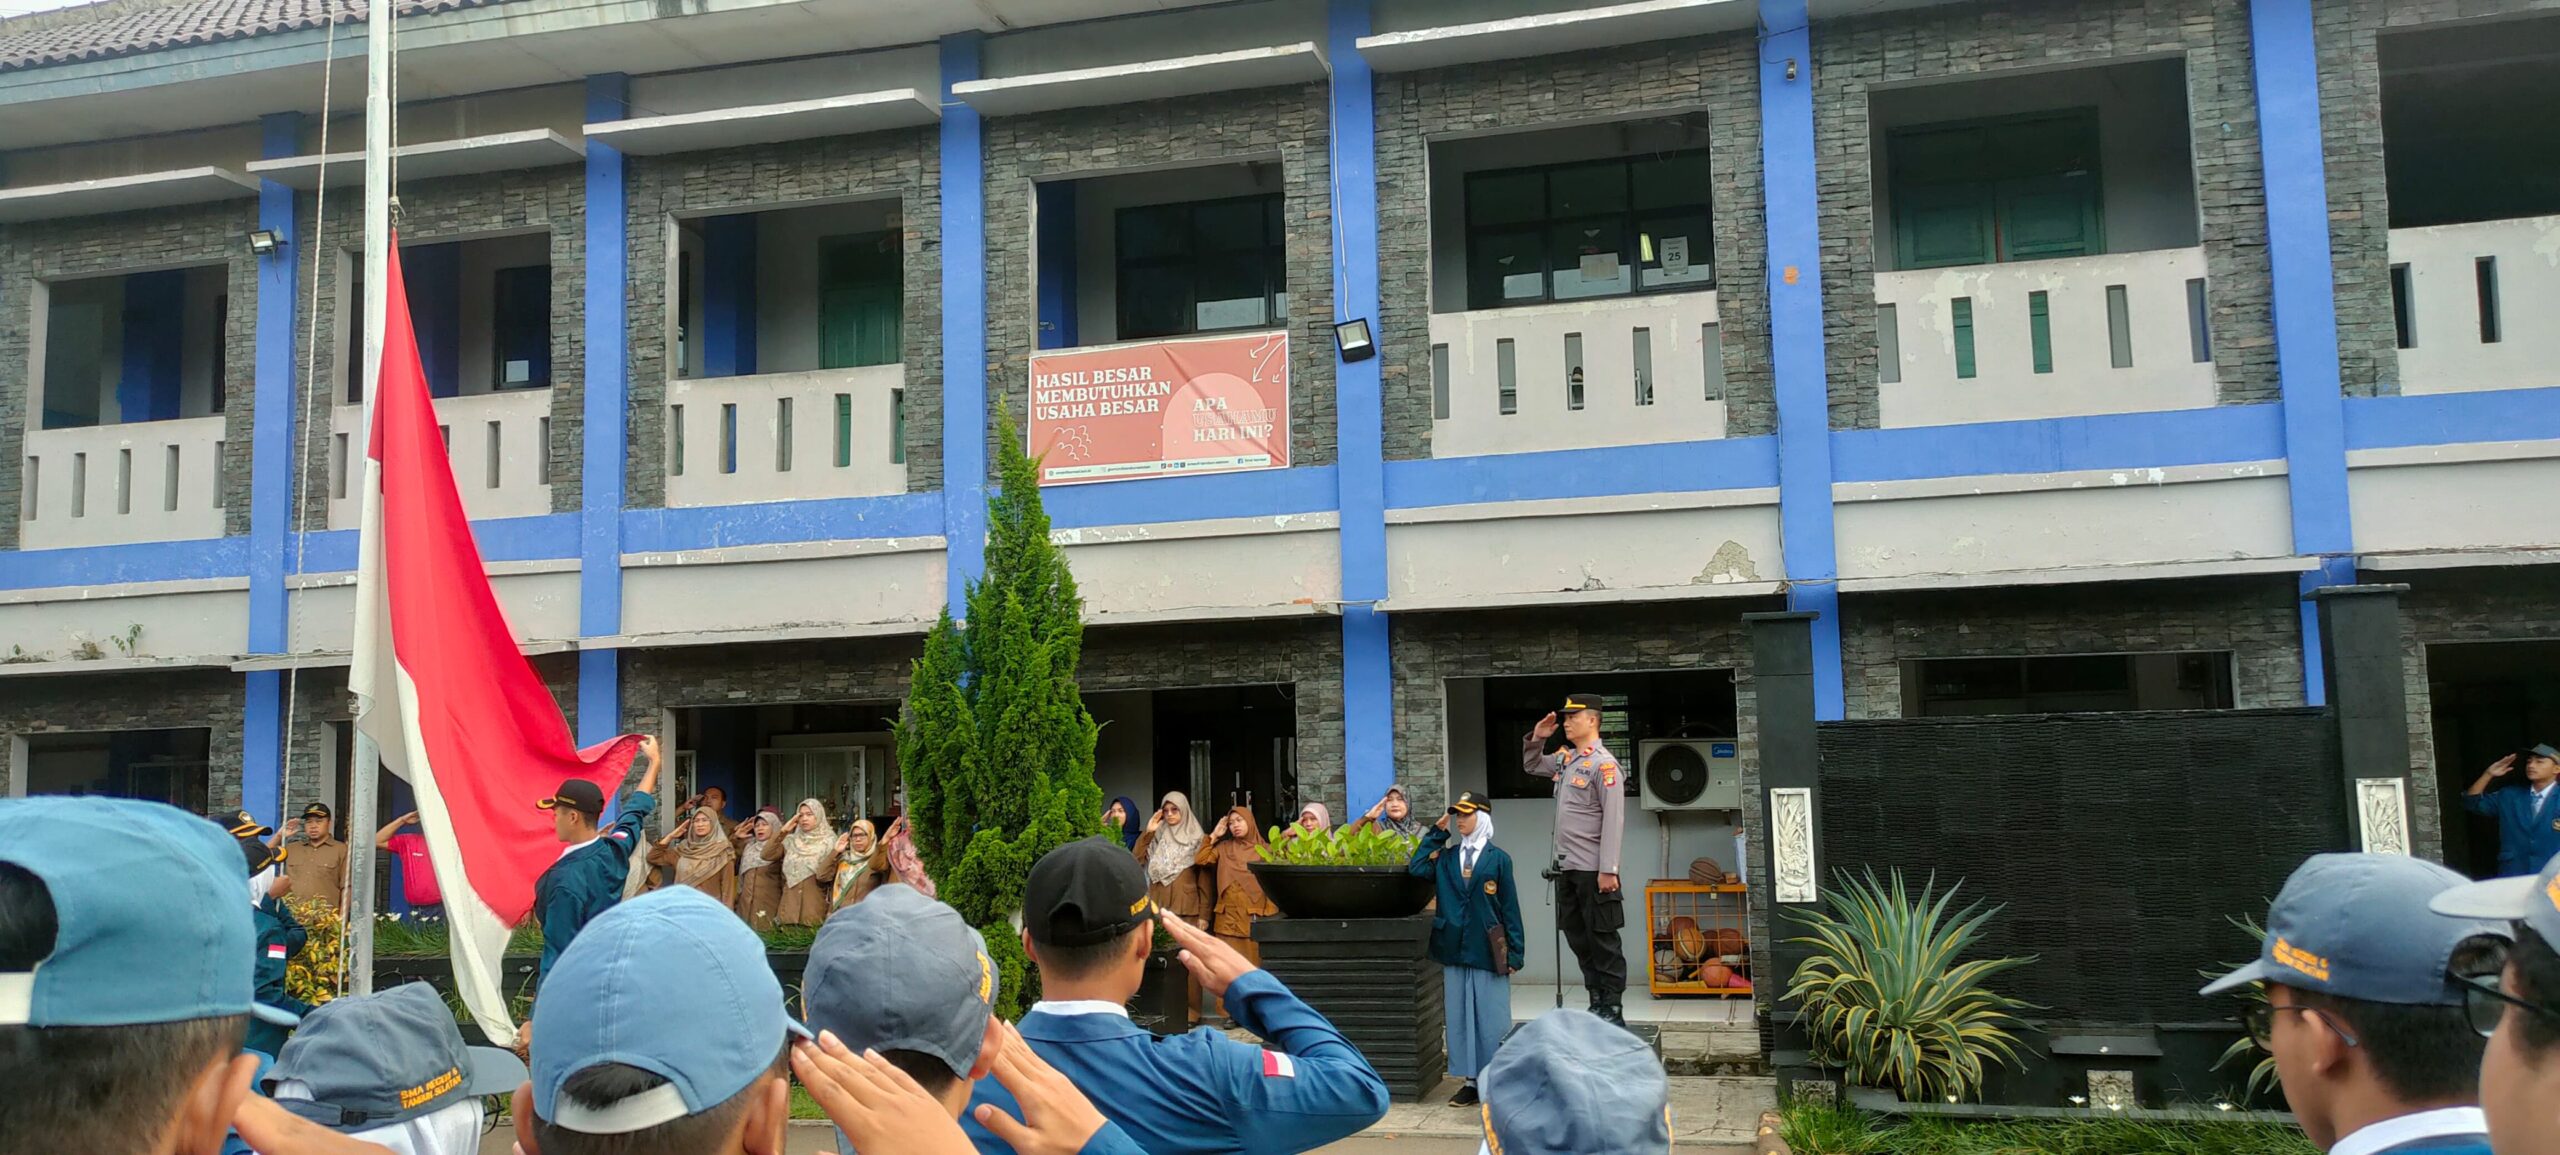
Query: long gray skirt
1444,963,1512,1080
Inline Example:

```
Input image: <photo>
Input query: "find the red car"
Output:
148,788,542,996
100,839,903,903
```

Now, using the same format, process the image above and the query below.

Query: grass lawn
790,1086,831,1122
1780,1102,2318,1155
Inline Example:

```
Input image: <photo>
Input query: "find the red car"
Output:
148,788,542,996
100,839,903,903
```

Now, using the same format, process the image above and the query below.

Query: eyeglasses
2243,1001,2359,1048
2454,971,2560,1039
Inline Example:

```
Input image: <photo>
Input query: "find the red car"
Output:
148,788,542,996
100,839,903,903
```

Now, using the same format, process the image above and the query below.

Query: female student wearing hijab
733,805,786,931
1409,792,1523,1108
229,809,313,1057
647,806,739,906
1134,791,1210,924
774,798,841,926
1279,801,1333,843
1104,795,1142,850
883,811,936,897
1197,805,1280,1022
828,817,894,910
1351,786,1428,839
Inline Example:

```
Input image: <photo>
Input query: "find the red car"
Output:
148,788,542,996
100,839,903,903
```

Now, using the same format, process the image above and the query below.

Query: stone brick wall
0,669,246,808
2315,0,2560,398
621,130,944,506
1387,603,1771,1018
293,166,587,524
1374,32,1772,458
1839,578,2309,720
2398,567,2560,868
982,85,1337,474
0,201,260,548
1812,0,2276,428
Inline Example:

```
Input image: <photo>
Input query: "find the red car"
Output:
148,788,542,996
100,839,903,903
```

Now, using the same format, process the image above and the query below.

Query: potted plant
1782,869,2035,1104
1247,824,1430,919
1129,922,1191,1035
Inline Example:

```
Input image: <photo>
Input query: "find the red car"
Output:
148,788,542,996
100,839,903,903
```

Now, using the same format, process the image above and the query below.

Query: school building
4,0,2560,1090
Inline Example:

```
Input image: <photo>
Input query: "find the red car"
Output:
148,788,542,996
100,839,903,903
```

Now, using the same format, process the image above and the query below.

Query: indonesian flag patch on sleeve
267,944,289,959
1261,1050,1297,1078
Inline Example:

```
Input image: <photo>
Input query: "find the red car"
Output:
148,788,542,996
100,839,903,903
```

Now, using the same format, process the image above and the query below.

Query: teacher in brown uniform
275,801,350,912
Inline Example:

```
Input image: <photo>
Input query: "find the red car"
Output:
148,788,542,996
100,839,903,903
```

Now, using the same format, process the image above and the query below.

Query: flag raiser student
801,882,1143,1154
533,735,663,979
2200,853,2509,1155
962,837,1390,1155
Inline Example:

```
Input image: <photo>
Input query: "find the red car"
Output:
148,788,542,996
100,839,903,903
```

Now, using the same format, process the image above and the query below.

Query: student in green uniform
222,809,314,1057
533,736,662,980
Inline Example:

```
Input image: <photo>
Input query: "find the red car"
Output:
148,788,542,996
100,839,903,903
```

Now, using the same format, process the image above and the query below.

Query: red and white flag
350,236,638,1045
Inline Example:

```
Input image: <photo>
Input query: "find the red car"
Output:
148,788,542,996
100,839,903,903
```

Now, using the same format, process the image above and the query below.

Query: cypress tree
895,417,1104,1016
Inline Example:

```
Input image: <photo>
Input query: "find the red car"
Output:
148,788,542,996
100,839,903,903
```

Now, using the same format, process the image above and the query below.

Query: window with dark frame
1903,651,2236,717
1114,194,1287,340
1464,150,1716,311
491,265,551,390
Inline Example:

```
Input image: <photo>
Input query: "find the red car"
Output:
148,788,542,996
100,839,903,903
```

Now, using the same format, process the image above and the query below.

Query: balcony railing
1874,247,2216,428
1426,292,1727,458
2389,214,2560,395
19,417,229,549
663,365,907,508
327,391,556,528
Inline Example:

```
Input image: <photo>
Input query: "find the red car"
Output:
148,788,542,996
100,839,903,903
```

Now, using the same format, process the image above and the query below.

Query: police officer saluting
1525,692,1629,1027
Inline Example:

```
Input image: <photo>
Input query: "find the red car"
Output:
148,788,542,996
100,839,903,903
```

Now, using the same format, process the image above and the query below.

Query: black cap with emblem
536,778,606,818
1449,791,1492,815
1025,836,1156,948
300,802,332,821
1559,692,1607,717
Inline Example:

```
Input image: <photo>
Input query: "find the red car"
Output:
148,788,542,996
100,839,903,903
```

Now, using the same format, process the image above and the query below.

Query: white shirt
1030,999,1133,1019
2534,783,2555,813
2328,1107,2488,1155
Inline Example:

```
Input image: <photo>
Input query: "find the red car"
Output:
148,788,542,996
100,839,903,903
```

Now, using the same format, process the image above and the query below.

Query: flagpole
345,0,396,996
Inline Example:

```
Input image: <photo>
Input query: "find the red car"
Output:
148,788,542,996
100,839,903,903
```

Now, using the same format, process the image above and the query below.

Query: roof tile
0,0,495,74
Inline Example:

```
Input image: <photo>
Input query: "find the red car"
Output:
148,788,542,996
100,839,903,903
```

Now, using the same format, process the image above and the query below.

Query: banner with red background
1027,330,1290,485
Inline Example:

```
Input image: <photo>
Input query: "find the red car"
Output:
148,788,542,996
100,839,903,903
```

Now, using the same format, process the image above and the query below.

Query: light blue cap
2201,852,2506,1005
528,887,809,1135
0,796,294,1029
1482,1010,1670,1155
2432,848,2560,945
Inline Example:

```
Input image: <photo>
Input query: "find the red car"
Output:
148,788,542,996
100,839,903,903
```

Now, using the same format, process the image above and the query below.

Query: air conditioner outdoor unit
1637,738,1742,812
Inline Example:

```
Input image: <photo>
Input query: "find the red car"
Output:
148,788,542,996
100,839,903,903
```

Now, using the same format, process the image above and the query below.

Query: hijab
885,818,935,897
1458,809,1497,869
1208,806,1269,897
1374,788,1427,839
1145,792,1206,887
670,807,737,890
249,863,280,908
830,820,883,907
780,799,837,889
738,809,781,877
1295,802,1333,836
1106,795,1143,850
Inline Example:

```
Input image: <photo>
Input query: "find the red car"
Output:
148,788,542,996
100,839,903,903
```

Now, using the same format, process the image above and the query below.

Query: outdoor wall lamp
1334,318,1376,363
248,229,283,256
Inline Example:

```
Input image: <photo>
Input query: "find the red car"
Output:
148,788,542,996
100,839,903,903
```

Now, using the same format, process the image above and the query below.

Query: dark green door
820,231,902,370
1889,110,2104,270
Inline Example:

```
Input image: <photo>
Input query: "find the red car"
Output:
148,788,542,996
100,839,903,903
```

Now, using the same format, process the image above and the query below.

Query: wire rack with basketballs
1644,880,1752,997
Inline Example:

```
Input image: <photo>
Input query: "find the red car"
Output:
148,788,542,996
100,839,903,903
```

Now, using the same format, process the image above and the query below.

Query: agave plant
1255,824,1420,866
1782,869,2036,1103
2203,913,2281,1100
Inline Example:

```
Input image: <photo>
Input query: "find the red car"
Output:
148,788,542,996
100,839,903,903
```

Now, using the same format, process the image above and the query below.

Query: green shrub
1784,869,2035,1103
1255,824,1420,867
2203,914,2279,1100
1777,1102,2317,1155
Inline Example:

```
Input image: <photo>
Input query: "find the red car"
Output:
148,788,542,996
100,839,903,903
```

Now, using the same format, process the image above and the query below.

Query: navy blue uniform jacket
248,895,312,1056
2464,783,2560,878
962,968,1390,1154
1408,827,1525,974
535,790,655,976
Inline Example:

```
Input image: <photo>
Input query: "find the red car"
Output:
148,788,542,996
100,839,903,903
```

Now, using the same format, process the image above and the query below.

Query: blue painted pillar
1034,182,1079,350
1760,0,1845,719
1329,0,1393,812
579,74,631,745
2249,0,2357,708
940,34,989,610
406,243,463,397
118,271,186,422
242,111,303,824
700,214,759,378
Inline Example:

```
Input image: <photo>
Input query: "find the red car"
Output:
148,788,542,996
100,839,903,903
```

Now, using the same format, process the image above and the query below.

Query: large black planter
1252,914,1444,1101
1130,950,1194,1036
1249,863,1432,920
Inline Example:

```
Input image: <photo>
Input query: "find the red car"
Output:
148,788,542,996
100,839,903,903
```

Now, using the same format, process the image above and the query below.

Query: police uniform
1522,692,1629,1024
283,802,350,911
532,779,656,978
963,837,1389,1155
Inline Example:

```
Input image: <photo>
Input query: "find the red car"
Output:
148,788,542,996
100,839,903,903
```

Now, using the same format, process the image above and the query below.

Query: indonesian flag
350,235,640,1046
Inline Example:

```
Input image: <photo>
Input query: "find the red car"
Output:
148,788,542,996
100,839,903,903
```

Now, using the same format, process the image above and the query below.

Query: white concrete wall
1832,467,2295,581
756,200,901,374
661,364,908,507
1,123,263,188
2350,445,2560,557
314,85,587,151
1386,496,1781,607
287,569,580,652
1874,246,2214,426
324,392,555,528
1427,118,1717,316
1373,0,1599,34
0,585,247,663
619,546,945,640
980,0,1318,79
19,419,229,549
1054,515,1340,621
1869,58,2200,264
1073,164,1286,346
1428,292,1727,456
628,47,941,116
2389,214,2560,395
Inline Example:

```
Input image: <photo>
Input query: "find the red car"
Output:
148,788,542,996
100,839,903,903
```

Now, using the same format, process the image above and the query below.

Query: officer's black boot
1594,996,1627,1028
